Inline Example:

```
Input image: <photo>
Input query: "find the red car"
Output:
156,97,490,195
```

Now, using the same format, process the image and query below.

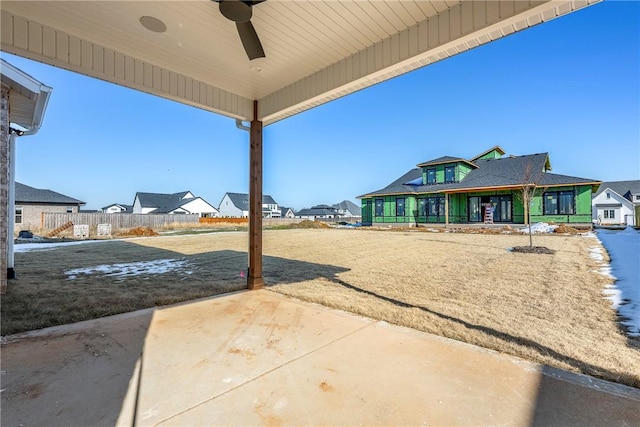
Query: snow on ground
520,222,557,234
594,227,640,337
65,259,192,280
14,239,115,253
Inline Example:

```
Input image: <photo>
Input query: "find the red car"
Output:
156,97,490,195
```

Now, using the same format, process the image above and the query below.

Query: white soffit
0,1,599,126
0,58,52,134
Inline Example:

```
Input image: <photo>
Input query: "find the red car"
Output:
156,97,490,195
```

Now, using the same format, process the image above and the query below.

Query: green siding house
358,146,600,227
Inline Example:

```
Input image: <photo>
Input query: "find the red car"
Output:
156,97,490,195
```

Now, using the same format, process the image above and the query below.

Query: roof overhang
416,158,478,168
0,57,52,135
1,1,600,126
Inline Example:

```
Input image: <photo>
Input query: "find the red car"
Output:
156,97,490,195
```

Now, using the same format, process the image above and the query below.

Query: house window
426,196,445,217
635,195,640,201
375,199,384,217
396,198,405,216
543,191,575,215
606,192,611,199
608,210,615,219
66,207,73,213
15,206,23,224
426,168,436,184
418,199,427,216
444,165,455,183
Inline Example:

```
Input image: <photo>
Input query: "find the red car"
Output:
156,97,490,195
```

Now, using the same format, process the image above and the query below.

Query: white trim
0,58,52,135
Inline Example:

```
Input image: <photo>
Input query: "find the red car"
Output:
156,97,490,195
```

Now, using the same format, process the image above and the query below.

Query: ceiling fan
214,0,266,60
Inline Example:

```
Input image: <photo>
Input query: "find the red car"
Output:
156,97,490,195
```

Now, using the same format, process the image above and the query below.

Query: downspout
7,83,52,281
7,131,17,279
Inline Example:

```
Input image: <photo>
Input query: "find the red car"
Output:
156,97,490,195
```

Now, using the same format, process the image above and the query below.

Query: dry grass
2,228,638,388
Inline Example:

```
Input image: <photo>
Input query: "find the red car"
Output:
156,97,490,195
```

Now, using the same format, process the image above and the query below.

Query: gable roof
593,180,640,200
296,206,340,217
15,182,85,205
280,207,294,215
416,156,476,169
135,191,198,213
469,146,506,162
358,152,600,198
101,203,133,212
224,193,278,210
332,200,360,214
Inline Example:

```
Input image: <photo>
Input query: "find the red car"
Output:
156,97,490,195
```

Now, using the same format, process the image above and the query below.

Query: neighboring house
132,191,218,217
218,192,280,218
280,207,295,219
296,205,342,220
358,146,600,226
15,182,85,230
592,180,640,226
332,200,361,218
101,203,133,213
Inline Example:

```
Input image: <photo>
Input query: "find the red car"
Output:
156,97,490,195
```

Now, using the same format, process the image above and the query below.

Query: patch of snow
595,228,640,337
65,259,192,280
588,246,604,261
15,239,114,253
520,222,557,234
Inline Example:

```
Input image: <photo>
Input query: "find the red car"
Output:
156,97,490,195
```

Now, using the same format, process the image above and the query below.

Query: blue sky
2,1,638,211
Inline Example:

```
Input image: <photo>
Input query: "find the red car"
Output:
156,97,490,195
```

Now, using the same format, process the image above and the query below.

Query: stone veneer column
1,86,9,293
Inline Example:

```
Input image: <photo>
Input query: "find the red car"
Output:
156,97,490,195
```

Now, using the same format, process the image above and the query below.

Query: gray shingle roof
296,207,339,216
593,180,640,201
332,200,360,214
135,191,195,213
280,207,294,216
225,192,278,209
416,156,469,167
15,182,85,205
359,153,600,198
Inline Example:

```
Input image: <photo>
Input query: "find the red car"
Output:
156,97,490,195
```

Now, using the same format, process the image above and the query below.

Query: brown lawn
2,227,638,388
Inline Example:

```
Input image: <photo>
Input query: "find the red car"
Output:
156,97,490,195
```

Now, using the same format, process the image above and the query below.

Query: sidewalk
2,290,639,426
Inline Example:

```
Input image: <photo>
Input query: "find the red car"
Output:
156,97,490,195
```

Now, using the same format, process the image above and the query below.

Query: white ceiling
1,0,599,125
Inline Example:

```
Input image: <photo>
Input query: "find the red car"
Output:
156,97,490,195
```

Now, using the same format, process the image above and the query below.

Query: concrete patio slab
2,290,639,427
136,290,639,427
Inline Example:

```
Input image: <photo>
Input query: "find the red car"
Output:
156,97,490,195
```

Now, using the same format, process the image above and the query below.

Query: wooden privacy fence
42,213,199,230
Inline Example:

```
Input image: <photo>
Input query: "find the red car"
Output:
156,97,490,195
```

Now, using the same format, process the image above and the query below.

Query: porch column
248,100,264,289
444,193,449,227
1,86,9,293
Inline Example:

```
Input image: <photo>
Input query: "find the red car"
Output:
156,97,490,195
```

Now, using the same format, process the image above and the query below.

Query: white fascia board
260,0,601,126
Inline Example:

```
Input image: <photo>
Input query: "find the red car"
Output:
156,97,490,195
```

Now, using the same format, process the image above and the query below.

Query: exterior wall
218,194,245,217
422,162,469,185
458,164,474,181
361,185,593,226
104,205,126,213
592,189,635,226
1,86,8,293
476,149,502,160
133,197,143,213
15,203,80,231
530,185,593,224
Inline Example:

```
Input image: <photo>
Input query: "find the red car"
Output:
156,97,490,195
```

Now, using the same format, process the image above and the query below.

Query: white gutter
0,58,53,135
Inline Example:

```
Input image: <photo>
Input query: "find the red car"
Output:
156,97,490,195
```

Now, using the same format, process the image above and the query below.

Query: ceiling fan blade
236,21,265,60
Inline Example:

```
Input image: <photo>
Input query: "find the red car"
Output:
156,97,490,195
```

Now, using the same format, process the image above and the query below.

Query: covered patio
1,0,601,291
